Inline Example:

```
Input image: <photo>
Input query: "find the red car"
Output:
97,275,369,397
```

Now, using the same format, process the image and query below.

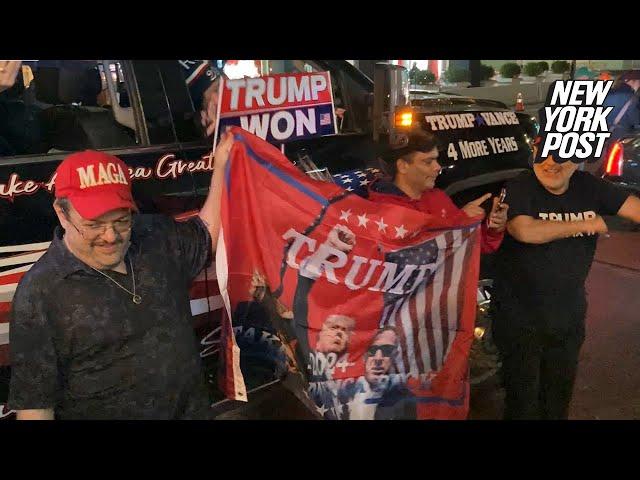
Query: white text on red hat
76,163,128,189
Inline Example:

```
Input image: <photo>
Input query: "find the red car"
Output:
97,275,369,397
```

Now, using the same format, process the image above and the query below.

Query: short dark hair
613,70,640,91
619,70,640,82
380,131,439,179
54,197,72,214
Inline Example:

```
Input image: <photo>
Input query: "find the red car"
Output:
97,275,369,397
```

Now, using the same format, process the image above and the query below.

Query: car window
0,60,137,159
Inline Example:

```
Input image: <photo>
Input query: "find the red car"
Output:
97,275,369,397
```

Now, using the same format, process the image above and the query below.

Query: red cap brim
68,190,138,220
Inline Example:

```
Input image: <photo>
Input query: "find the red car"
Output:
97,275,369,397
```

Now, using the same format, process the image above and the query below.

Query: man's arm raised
198,130,234,252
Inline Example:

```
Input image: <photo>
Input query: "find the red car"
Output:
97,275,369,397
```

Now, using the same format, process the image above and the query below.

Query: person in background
603,70,640,141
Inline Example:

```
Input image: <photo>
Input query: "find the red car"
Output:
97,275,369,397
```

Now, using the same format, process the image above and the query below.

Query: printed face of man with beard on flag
364,326,398,387
343,326,417,420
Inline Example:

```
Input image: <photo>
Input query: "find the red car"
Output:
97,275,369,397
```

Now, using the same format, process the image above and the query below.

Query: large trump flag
217,127,481,420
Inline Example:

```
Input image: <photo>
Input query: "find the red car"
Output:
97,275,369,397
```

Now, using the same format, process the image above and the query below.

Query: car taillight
605,142,624,176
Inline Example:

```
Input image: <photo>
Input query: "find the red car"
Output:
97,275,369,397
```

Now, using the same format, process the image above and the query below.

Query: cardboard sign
213,72,337,147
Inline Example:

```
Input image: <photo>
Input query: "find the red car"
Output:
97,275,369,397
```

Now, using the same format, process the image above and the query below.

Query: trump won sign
213,72,337,147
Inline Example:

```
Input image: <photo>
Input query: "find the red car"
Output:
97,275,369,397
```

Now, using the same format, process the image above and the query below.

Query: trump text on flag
215,72,337,146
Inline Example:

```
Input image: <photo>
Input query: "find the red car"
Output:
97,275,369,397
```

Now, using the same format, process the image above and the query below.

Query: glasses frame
366,344,396,358
63,210,133,240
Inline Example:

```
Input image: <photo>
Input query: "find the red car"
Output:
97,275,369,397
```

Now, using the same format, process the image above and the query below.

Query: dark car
409,89,538,205
598,132,640,194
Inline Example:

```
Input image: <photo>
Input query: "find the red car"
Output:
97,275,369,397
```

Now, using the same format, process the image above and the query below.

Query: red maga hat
54,150,137,220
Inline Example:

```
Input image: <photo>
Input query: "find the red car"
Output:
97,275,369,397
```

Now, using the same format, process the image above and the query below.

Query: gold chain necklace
91,256,142,304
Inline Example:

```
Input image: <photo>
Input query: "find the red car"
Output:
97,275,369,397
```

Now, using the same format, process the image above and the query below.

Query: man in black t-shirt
492,135,640,420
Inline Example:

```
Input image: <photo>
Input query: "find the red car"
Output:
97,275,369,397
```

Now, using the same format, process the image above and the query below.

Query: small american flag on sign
333,168,383,196
319,113,332,126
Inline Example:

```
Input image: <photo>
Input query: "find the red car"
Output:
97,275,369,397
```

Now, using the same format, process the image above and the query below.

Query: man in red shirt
368,131,508,253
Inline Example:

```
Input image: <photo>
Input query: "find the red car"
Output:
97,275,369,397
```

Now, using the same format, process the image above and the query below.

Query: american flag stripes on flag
381,228,475,376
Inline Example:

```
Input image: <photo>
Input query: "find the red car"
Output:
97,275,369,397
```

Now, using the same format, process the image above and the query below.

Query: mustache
92,238,124,247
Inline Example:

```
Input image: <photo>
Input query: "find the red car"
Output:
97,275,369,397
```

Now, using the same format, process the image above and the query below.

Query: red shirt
367,180,503,254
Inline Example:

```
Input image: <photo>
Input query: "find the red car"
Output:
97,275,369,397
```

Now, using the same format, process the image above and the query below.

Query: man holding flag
8,130,235,420
216,127,488,419
368,131,509,252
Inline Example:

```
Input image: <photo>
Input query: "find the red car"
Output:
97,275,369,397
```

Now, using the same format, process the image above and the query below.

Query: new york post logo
537,80,614,163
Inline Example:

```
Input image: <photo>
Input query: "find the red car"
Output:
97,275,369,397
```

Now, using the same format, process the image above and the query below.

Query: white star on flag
395,225,408,238
346,187,354,192
375,217,388,232
356,172,367,178
316,404,329,417
341,177,353,184
357,213,370,227
340,209,352,221
359,179,370,186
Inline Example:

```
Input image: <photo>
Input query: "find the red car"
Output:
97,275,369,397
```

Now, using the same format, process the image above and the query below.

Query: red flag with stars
218,127,481,419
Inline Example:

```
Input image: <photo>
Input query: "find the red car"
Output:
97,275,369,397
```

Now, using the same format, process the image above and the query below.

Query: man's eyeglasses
65,214,133,239
366,344,396,358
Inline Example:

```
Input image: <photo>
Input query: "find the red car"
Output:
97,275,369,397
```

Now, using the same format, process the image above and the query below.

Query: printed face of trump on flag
316,315,355,354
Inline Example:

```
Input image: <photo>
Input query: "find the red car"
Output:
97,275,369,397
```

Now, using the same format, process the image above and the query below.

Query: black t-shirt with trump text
494,170,629,321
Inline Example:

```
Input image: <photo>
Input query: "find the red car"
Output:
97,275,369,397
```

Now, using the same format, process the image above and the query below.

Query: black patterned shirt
8,215,213,420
